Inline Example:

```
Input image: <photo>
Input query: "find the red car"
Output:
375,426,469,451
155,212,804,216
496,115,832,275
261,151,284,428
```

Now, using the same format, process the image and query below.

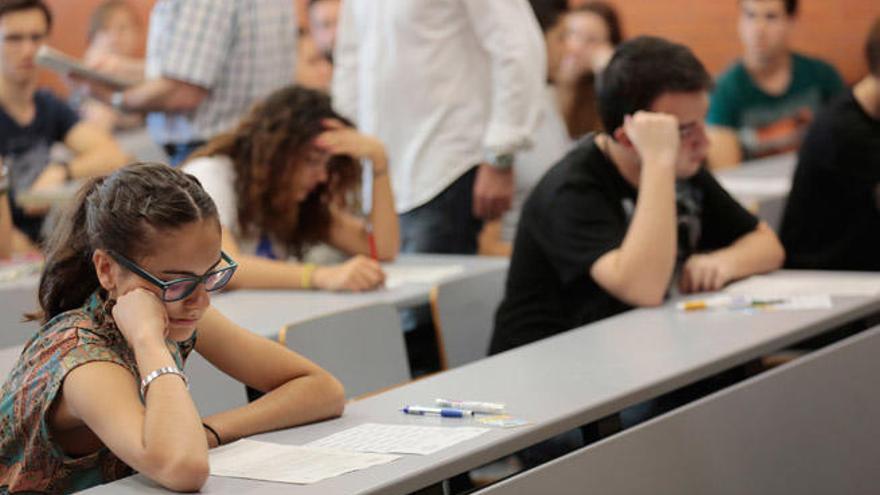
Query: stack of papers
0,257,42,283
209,423,489,485
725,274,880,297
306,423,490,455
209,439,399,484
383,264,464,289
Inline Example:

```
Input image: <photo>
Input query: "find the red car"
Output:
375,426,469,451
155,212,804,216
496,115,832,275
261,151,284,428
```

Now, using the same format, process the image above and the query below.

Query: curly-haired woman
184,85,398,292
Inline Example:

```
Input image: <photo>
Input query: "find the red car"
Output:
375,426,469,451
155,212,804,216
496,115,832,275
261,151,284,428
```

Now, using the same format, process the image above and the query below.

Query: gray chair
186,351,250,416
430,267,508,370
279,303,411,399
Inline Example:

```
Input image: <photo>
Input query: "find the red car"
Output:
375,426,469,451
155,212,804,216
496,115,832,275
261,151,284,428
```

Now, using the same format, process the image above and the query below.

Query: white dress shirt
332,0,546,213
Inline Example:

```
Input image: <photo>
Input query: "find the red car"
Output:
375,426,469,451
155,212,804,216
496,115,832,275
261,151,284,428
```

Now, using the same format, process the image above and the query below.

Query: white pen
435,399,505,415
402,405,474,417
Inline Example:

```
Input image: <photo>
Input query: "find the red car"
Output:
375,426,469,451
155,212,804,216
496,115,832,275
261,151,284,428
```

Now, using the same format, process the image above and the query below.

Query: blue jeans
400,166,483,254
399,167,483,343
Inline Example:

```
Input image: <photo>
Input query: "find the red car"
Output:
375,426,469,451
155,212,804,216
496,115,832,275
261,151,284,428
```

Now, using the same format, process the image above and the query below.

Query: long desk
211,253,509,339
716,152,797,231
478,324,880,494
83,270,880,495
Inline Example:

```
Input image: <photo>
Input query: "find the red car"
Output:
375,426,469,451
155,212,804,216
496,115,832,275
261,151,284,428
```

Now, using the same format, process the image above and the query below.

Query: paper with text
726,274,880,297
717,176,791,198
209,439,399,484
383,265,464,289
306,423,489,455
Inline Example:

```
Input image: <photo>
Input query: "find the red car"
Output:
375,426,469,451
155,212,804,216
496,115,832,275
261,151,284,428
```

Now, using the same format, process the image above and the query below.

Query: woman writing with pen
184,85,399,292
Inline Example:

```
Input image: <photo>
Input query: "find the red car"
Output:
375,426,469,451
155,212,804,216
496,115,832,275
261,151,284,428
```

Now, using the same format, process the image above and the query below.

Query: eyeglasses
108,250,238,302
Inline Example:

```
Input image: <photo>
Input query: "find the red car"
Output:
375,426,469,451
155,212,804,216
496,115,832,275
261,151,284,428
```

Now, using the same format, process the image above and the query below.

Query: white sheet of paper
382,265,464,289
770,295,833,310
726,274,880,297
717,176,791,197
209,439,400,484
306,423,490,455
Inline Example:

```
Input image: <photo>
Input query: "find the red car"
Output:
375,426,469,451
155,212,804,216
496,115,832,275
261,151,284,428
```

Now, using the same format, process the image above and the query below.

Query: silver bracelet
140,366,188,401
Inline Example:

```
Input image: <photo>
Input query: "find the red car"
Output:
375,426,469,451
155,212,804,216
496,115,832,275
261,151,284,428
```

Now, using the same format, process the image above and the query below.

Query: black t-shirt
0,90,79,242
490,135,760,355
780,91,880,270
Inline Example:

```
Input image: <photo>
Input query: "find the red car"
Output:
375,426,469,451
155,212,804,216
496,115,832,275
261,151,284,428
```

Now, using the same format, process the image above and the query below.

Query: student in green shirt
706,0,844,169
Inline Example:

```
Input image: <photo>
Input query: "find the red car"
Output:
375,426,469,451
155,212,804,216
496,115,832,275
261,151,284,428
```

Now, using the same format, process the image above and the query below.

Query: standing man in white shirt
81,0,297,165
332,0,546,255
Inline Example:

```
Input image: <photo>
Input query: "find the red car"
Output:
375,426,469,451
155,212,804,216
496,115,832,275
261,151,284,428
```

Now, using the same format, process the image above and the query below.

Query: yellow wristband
300,263,317,290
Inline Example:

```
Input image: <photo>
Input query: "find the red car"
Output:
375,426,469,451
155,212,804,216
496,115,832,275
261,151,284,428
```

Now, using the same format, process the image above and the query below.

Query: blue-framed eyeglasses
108,250,238,302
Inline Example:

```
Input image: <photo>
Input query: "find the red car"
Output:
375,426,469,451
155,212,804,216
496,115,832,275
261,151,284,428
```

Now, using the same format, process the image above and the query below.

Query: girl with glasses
0,162,345,493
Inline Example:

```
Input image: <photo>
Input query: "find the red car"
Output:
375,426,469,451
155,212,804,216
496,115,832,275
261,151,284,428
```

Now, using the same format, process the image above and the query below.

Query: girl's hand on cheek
112,288,169,349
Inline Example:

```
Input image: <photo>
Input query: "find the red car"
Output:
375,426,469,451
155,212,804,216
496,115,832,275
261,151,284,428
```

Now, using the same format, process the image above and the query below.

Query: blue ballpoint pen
402,405,474,417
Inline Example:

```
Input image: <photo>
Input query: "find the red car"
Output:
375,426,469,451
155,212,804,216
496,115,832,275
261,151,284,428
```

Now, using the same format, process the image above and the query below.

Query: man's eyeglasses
109,251,238,302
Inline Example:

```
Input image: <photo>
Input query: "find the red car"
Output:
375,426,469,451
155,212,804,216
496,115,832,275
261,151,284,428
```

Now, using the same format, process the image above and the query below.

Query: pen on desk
366,222,378,261
402,405,474,417
677,295,786,311
435,399,505,415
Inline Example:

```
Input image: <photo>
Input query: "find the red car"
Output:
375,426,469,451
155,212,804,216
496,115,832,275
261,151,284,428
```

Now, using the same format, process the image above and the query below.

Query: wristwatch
485,151,515,170
0,163,8,195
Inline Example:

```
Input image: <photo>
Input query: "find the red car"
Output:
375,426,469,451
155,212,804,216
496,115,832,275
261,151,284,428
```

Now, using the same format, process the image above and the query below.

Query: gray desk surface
716,152,797,201
211,253,509,338
83,270,880,495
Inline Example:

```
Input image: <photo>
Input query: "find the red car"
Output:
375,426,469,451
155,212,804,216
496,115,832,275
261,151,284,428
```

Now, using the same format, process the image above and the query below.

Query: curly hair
190,85,361,259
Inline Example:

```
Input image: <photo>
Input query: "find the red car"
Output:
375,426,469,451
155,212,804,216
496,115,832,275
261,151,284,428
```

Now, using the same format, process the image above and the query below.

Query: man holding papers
490,37,785,354
0,0,127,244
75,0,297,166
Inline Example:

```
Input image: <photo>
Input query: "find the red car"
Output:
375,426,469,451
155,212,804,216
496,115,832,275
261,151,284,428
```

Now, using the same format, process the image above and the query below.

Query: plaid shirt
146,0,297,144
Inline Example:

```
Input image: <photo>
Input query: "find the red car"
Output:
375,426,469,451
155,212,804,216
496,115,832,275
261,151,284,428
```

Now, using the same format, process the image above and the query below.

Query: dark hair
572,1,624,45
0,0,52,30
564,1,625,137
528,0,567,33
597,36,713,133
867,17,880,76
189,85,360,259
32,163,218,322
739,0,798,16
87,0,138,42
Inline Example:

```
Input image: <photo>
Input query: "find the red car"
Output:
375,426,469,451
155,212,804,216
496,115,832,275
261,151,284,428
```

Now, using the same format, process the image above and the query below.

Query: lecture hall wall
41,0,875,96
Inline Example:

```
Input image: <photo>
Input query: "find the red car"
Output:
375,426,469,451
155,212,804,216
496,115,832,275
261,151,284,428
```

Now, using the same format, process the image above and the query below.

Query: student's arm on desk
707,126,742,170
590,113,679,307
221,227,384,292
195,307,345,445
679,221,784,293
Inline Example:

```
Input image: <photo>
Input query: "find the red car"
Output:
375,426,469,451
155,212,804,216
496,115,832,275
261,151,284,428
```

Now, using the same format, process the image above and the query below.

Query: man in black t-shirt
0,0,126,243
780,18,880,271
491,36,785,355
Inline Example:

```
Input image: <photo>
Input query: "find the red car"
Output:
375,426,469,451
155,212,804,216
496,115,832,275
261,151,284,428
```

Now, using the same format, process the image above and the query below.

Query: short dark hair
573,1,624,46
867,17,880,76
597,36,713,133
0,0,52,31
739,0,798,17
528,0,568,33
